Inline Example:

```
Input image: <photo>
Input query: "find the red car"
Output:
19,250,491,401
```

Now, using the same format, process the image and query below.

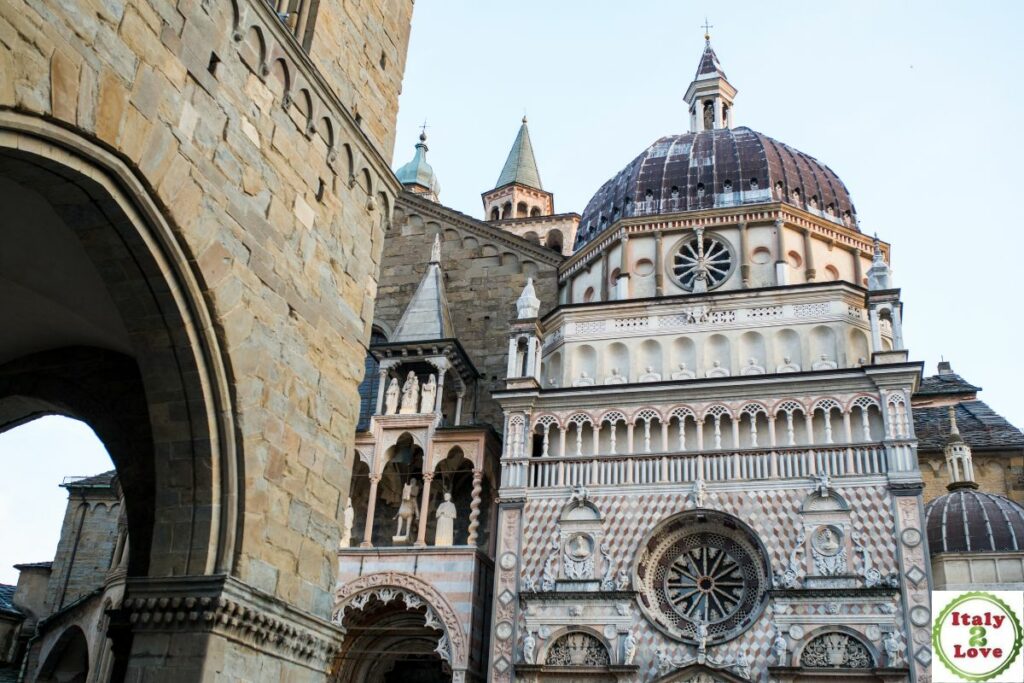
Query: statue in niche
703,101,714,130
772,625,788,664
671,362,696,380
622,630,637,665
812,354,838,371
604,367,627,384
393,478,420,542
399,371,419,414
572,371,595,387
691,478,707,508
776,356,801,373
434,491,456,546
705,360,730,378
384,376,400,414
340,497,354,548
883,630,905,666
638,366,662,382
741,357,766,375
616,569,630,590
419,373,437,413
522,630,537,664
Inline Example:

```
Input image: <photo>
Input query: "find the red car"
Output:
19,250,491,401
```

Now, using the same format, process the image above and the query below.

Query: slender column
768,415,777,447
805,413,817,475
892,306,905,349
558,427,567,459
842,412,853,443
414,472,434,547
467,469,483,546
823,410,833,444
533,338,543,381
360,474,381,547
713,97,723,129
738,222,750,287
592,424,601,456
713,417,722,450
785,412,796,446
621,232,633,298
749,415,759,448
454,391,464,426
802,228,816,282
696,419,705,451
506,338,518,377
434,367,447,415
774,219,787,285
860,408,871,441
654,230,665,295
626,423,635,454
852,248,864,286
541,425,550,457
869,308,883,353
730,417,740,449
525,336,538,378
643,420,652,453
609,422,617,455
375,366,389,415
575,423,584,456
678,419,687,452
661,421,669,452
600,250,609,301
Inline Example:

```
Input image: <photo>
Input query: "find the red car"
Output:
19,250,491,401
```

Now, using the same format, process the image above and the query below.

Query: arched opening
545,230,563,252
37,625,89,683
347,459,372,547
604,342,630,382
530,206,541,217
0,134,236,586
522,230,540,245
500,201,512,219
571,345,597,385
373,434,424,545
516,201,528,218
428,447,475,546
489,207,499,221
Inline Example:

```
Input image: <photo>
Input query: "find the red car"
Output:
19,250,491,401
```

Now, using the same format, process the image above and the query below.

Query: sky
392,0,1024,428
2,1,1022,585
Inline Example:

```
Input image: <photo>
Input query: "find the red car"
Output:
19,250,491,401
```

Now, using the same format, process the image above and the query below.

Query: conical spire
516,278,540,319
694,38,728,81
684,35,737,132
495,117,543,190
945,405,978,491
392,235,455,342
395,131,441,201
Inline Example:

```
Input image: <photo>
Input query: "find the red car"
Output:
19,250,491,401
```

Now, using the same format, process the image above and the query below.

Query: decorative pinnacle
948,405,960,436
430,233,441,264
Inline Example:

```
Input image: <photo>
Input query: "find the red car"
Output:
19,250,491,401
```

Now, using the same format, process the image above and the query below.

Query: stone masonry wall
377,193,561,428
44,490,120,612
309,0,414,159
0,0,412,622
920,450,1024,505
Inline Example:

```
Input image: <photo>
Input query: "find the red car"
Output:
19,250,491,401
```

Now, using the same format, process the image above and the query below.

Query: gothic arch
793,625,879,670
0,114,240,577
333,571,469,670
538,626,612,666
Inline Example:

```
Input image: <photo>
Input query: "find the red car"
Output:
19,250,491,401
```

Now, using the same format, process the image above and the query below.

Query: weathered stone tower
0,0,413,679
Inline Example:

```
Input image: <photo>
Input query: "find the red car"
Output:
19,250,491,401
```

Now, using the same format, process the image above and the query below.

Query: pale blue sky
3,1,1022,585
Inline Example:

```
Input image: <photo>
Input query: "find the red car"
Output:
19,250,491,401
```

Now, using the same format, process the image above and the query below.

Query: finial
702,17,714,42
948,405,960,437
430,233,441,264
522,115,528,124
516,277,540,319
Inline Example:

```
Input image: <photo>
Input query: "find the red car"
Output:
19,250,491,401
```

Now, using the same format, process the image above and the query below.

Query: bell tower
482,117,554,221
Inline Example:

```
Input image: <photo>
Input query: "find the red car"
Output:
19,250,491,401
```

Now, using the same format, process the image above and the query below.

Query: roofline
481,180,551,198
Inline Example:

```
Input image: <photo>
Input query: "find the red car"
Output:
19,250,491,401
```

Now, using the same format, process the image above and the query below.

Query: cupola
395,131,441,202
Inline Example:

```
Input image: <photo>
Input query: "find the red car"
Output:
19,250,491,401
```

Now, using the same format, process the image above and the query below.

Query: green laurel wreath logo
933,592,1023,682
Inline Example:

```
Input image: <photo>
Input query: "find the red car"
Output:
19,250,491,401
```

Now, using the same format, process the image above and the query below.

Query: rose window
635,511,770,644
670,230,735,292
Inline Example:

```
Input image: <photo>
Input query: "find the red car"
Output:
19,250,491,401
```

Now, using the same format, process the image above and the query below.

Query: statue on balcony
399,371,419,414
604,367,627,384
434,492,457,546
393,478,420,542
741,357,766,375
572,371,595,387
420,373,437,413
638,366,662,382
812,354,838,371
384,376,400,415
705,360,730,377
340,497,354,548
776,356,801,373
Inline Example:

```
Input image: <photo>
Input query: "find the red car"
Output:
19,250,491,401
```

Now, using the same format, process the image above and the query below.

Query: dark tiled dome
925,489,1024,554
575,127,857,251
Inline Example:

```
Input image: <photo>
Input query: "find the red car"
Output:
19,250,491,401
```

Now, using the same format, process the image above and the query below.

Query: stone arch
0,117,239,578
545,229,563,252
37,625,90,683
794,625,878,670
333,572,469,671
539,627,612,666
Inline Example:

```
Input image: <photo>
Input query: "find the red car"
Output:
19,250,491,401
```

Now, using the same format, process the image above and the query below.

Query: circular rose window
669,231,735,292
634,511,770,644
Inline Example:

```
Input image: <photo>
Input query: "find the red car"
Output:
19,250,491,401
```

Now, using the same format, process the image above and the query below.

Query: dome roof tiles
575,127,858,251
925,489,1024,555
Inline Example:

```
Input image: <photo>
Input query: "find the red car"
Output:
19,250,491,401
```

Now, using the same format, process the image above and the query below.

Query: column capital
368,473,382,484
422,471,435,482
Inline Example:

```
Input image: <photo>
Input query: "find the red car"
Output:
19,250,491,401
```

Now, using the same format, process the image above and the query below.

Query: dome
575,127,857,251
925,489,1024,554
395,133,441,197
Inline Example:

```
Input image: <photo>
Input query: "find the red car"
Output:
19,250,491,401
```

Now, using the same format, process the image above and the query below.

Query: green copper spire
495,117,543,190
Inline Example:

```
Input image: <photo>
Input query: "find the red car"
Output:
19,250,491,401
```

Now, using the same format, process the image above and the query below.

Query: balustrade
501,442,893,489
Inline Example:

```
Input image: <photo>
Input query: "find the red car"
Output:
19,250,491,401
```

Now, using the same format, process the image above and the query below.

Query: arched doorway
37,625,89,683
1,118,238,677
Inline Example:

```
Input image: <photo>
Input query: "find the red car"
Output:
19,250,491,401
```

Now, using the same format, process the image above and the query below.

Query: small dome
395,133,441,197
925,489,1024,554
575,127,857,251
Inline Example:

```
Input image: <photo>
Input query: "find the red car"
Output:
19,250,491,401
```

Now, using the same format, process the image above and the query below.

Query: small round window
669,231,736,292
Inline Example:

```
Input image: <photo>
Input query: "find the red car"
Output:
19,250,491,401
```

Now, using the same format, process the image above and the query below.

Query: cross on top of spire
702,17,714,42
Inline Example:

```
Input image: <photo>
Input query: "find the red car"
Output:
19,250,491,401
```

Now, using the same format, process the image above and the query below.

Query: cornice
397,192,563,266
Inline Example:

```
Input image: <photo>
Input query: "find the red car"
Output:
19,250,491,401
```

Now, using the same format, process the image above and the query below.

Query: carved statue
434,492,456,546
882,630,904,666
705,360,730,378
812,354,838,371
815,472,833,498
622,630,637,665
572,371,595,387
691,478,707,508
694,617,709,656
772,626,788,664
638,366,662,382
393,478,420,542
604,367,627,384
616,569,630,590
671,362,696,380
522,630,537,664
340,497,354,548
776,356,801,373
399,371,419,414
741,357,765,375
384,376,400,415
419,373,437,413
703,101,714,130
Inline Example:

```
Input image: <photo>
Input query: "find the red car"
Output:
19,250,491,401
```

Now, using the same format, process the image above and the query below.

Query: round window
669,231,736,292
634,511,770,644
